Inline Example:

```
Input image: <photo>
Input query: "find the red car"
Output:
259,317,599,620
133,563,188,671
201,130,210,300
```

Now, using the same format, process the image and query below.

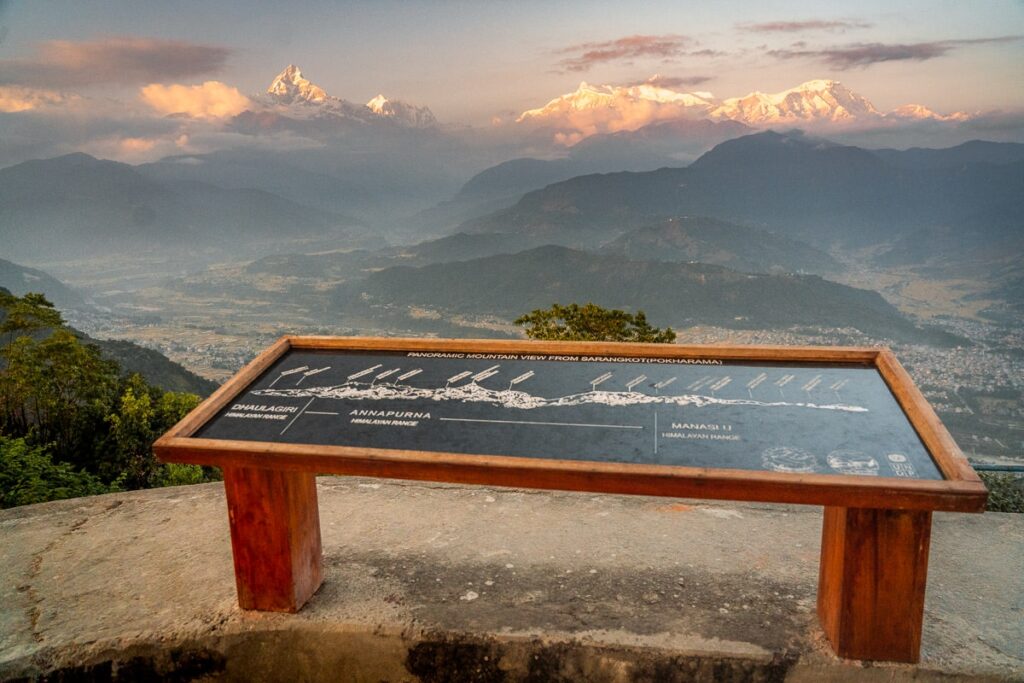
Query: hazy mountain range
0,152,375,262
460,131,1023,260
2,116,1021,350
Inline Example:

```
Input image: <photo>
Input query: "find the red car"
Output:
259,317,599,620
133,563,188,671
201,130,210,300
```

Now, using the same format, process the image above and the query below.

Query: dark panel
195,349,942,480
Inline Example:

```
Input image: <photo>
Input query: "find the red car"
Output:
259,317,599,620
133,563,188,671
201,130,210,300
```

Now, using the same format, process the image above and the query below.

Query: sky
0,0,1022,162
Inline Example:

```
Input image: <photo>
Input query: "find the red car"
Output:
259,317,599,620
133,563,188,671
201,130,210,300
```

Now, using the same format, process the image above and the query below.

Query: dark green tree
0,294,118,456
515,303,676,343
0,436,111,508
102,374,204,488
0,291,215,506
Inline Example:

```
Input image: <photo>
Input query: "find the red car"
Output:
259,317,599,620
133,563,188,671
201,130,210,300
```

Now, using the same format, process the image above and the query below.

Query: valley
3,125,1021,470
37,241,1021,468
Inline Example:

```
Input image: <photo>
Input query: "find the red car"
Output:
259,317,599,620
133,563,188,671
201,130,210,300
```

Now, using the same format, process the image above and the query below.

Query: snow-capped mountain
710,79,880,124
517,77,972,142
261,65,437,128
888,104,970,122
266,64,329,105
366,94,437,128
518,80,714,122
516,80,715,144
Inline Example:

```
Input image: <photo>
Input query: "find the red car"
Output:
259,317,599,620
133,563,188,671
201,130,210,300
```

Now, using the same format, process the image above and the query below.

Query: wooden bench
155,336,987,664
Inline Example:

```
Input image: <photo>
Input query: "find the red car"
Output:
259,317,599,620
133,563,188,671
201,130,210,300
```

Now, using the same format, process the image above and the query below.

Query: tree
0,436,110,508
103,374,206,489
0,293,119,457
514,303,676,343
0,291,216,506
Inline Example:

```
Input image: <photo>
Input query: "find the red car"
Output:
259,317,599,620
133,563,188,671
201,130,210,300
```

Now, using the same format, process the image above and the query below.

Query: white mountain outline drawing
252,381,868,413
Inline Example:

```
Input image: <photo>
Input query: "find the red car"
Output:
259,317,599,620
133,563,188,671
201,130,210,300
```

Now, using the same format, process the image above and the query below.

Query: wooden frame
154,336,987,663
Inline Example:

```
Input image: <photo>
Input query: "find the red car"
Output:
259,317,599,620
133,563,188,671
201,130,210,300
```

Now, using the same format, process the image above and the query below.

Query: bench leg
222,466,323,612
817,506,932,663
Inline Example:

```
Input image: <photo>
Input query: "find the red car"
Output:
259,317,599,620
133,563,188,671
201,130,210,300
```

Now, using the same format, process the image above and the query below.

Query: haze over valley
2,1,1022,467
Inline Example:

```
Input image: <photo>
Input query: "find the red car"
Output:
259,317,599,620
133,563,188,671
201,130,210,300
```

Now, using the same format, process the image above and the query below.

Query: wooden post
222,466,323,612
817,506,932,663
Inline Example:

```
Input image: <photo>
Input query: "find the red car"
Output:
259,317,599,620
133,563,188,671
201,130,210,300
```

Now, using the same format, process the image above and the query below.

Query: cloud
0,85,73,112
686,49,726,58
557,34,692,72
0,37,230,87
628,74,712,89
769,35,1023,69
517,81,715,144
738,20,872,33
140,81,251,119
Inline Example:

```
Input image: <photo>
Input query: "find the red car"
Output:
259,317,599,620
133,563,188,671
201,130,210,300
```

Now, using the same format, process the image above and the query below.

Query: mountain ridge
458,130,1024,254
0,152,366,261
516,78,973,143
334,244,940,342
261,64,437,129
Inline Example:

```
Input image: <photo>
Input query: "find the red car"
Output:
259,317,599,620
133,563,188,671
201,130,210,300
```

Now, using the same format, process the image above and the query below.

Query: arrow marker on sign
269,366,309,387
509,371,534,390
709,376,732,393
446,371,472,386
372,368,400,385
471,365,501,382
590,372,613,392
626,375,647,392
296,366,330,385
473,369,500,383
397,369,422,382
347,364,382,381
653,377,676,394
802,374,822,392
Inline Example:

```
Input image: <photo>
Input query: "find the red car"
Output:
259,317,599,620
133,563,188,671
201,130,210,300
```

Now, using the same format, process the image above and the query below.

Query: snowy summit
262,65,436,128
266,65,329,105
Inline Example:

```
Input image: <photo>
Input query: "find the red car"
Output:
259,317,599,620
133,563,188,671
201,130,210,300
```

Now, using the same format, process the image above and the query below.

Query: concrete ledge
1,479,1021,682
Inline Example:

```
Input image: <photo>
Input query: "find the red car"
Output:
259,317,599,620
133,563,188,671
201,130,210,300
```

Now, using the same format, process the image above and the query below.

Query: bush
515,302,676,343
0,436,109,508
980,472,1024,513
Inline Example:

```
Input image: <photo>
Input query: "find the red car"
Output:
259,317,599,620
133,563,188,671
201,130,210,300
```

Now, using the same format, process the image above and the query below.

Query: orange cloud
118,137,157,153
140,81,250,119
0,85,72,112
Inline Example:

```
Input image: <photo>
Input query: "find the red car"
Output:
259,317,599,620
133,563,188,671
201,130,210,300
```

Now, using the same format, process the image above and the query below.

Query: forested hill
87,338,217,396
0,285,216,397
335,245,955,343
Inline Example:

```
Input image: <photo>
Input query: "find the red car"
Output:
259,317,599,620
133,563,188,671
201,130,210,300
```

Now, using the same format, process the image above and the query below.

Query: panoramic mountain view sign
194,347,944,479
0,2,1019,469
1,0,1020,487
1,0,1022,677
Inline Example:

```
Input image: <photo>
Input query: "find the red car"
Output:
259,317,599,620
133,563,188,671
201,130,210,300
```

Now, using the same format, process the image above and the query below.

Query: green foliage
980,472,1024,513
161,463,207,487
515,302,676,343
0,290,63,344
0,436,109,508
103,375,204,489
0,291,217,508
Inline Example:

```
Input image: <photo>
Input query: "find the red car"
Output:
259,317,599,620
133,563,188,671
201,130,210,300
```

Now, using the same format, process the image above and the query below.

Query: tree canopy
0,291,213,508
514,303,676,343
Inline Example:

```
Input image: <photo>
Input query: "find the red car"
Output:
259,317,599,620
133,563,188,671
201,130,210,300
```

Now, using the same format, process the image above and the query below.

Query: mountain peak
889,103,970,122
267,64,329,104
366,94,390,112
365,93,437,128
793,79,841,91
711,79,879,125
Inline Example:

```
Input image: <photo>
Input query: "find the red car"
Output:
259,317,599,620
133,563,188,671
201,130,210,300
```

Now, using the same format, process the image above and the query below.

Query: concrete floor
1,478,1021,682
